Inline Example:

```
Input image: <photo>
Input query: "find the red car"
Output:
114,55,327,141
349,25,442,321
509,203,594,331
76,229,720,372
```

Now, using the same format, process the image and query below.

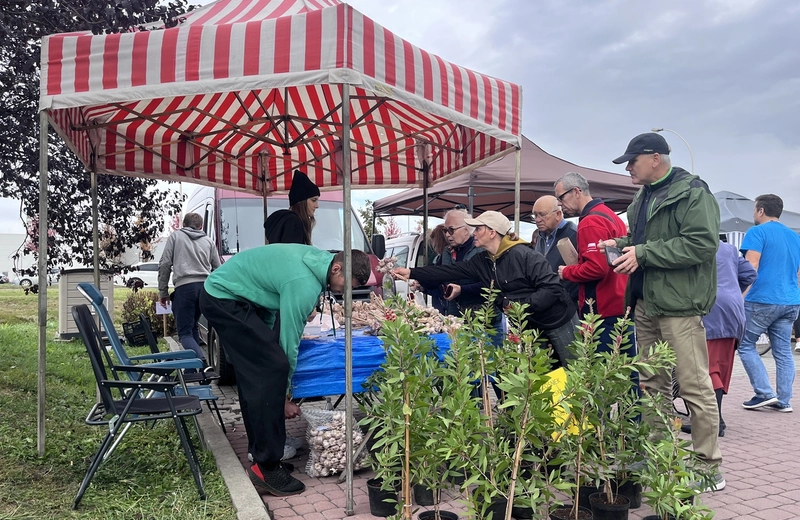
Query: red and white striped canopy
40,0,522,193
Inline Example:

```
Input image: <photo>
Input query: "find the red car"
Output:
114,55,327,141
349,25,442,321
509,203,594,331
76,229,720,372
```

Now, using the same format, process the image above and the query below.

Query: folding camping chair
137,313,220,386
71,304,205,508
76,283,225,438
672,368,690,417
137,313,225,430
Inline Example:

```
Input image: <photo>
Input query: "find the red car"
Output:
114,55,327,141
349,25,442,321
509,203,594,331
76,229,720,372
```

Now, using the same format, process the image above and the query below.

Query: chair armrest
122,358,205,371
102,379,179,392
129,351,198,361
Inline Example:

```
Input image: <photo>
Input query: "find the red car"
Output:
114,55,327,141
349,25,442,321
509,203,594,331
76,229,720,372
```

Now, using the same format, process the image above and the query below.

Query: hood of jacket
489,235,530,261
181,227,207,240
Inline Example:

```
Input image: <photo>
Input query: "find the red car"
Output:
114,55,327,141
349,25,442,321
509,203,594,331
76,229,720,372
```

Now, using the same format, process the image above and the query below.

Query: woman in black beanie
264,170,321,245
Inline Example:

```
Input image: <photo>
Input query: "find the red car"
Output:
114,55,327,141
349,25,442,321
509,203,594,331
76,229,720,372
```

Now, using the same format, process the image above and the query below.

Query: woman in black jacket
264,170,320,245
392,211,579,367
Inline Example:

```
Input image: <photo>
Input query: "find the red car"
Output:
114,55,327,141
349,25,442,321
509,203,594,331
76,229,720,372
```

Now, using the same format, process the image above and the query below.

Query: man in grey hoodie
159,213,221,365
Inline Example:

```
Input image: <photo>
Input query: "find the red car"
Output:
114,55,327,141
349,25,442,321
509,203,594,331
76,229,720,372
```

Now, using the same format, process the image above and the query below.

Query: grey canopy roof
372,135,639,220
716,191,800,233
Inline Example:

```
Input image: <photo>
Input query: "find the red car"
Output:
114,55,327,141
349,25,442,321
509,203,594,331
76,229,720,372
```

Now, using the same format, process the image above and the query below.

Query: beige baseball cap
464,211,512,235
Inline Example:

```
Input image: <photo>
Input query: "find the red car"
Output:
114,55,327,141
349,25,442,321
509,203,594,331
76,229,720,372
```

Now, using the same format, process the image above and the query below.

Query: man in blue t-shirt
738,194,800,413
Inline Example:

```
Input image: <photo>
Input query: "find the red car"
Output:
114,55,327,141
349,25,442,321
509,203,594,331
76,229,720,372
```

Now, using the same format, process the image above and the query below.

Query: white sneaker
247,444,297,462
281,445,297,460
285,435,303,450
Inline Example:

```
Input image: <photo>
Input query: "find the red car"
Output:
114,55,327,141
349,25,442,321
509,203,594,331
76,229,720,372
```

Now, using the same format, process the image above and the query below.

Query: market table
290,329,451,399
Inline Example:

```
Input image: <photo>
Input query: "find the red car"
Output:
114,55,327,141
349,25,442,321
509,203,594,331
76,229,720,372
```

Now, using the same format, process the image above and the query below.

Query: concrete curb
166,337,270,520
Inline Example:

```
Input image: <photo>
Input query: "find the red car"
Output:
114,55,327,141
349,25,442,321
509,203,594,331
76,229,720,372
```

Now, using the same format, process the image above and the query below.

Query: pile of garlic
305,410,367,477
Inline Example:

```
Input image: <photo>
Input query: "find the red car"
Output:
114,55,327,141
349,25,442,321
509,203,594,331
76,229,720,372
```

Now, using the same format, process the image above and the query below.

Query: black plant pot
511,503,534,519
482,498,508,520
367,478,400,517
588,492,630,520
413,484,440,506
577,484,600,511
616,479,642,509
549,505,593,520
418,511,459,520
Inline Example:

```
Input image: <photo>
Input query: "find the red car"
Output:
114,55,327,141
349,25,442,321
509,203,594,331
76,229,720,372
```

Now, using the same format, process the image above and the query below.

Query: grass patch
0,288,236,519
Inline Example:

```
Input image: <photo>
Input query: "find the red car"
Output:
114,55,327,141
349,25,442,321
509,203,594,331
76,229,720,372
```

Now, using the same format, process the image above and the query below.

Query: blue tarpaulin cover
291,329,451,398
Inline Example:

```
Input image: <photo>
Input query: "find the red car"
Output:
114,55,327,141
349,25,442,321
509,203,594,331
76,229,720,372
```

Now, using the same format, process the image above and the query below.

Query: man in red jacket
554,172,633,356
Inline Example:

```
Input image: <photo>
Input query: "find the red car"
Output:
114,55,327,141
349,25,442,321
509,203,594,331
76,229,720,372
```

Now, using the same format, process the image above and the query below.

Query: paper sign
557,238,579,266
155,301,173,315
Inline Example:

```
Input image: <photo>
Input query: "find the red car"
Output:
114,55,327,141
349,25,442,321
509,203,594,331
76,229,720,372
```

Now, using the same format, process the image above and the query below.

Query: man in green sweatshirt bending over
200,245,371,496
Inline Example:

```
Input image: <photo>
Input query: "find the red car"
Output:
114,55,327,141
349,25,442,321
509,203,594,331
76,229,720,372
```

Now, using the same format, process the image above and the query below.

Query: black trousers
199,289,289,468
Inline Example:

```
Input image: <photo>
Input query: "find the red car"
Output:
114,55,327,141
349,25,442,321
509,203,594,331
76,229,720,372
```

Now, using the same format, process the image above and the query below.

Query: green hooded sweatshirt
204,244,334,383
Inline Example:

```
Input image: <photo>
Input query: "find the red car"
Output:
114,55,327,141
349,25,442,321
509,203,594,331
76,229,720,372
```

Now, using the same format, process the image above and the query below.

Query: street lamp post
652,127,695,174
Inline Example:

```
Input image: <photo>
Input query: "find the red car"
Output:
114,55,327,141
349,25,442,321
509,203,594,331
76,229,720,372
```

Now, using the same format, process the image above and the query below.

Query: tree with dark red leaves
0,1,194,274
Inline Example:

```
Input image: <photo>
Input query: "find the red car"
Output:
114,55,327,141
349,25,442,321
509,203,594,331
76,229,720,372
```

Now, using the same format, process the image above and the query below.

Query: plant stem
506,398,530,520
403,389,412,520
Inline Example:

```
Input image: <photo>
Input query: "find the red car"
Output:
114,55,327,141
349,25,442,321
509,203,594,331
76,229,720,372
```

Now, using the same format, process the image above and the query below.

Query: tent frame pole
341,84,355,516
91,158,100,289
422,162,429,265
513,147,521,235
36,110,49,457
260,153,269,244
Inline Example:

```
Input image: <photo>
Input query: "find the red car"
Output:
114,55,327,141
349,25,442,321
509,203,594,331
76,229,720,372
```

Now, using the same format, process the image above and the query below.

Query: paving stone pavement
208,348,800,520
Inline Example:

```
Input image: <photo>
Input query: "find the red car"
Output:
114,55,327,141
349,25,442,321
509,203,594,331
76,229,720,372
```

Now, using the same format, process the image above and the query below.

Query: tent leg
37,111,49,458
513,147,521,235
91,159,100,289
260,153,269,244
341,84,355,516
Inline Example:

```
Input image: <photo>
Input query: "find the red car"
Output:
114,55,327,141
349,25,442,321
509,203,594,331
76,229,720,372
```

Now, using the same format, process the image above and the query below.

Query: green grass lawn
0,285,236,519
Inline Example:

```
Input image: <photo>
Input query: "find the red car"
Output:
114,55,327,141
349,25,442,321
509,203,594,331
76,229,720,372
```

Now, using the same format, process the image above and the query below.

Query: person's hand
285,399,302,419
159,297,169,306
408,280,422,292
391,267,411,281
613,246,639,274
443,284,461,301
557,265,566,280
598,239,617,252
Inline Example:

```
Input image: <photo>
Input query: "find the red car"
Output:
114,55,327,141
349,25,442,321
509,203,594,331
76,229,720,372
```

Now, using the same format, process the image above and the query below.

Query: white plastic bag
304,409,367,477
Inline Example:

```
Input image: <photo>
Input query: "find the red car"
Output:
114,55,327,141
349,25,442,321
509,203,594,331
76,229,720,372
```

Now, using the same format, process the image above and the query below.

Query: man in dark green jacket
200,245,371,496
601,132,725,492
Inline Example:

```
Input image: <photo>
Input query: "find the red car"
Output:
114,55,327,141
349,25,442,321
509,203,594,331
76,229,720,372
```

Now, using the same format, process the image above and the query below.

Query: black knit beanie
289,170,321,206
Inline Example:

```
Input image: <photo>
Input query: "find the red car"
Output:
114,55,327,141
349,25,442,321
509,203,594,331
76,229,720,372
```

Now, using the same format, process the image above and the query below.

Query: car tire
20,278,33,289
208,327,236,385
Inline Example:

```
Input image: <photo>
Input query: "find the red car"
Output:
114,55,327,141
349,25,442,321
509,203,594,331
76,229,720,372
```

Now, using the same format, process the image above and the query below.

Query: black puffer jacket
264,209,308,245
410,238,576,331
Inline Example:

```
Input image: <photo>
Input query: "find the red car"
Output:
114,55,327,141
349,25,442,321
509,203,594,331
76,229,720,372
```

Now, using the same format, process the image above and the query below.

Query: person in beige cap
392,210,579,367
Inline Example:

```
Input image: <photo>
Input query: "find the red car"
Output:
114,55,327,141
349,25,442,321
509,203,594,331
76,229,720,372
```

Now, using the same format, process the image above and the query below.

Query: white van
382,233,430,301
183,186,386,384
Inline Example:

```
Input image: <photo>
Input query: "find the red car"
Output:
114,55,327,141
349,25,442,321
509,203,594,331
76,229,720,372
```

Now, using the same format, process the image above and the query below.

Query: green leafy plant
120,289,174,337
359,295,440,520
438,290,568,520
554,308,677,519
638,391,715,520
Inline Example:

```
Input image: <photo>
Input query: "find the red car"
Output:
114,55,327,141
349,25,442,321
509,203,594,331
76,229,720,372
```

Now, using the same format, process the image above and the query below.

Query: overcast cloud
2,0,798,233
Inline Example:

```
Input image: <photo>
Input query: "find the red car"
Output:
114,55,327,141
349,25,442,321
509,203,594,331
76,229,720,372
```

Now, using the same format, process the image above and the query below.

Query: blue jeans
738,302,800,406
595,316,640,392
172,282,206,363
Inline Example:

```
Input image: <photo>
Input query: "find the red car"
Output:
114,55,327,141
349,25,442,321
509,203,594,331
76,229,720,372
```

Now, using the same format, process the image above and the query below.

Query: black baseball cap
612,132,671,164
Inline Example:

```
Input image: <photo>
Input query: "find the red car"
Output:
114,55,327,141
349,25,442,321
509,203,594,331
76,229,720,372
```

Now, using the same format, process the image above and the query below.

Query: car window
218,198,369,255
393,246,409,269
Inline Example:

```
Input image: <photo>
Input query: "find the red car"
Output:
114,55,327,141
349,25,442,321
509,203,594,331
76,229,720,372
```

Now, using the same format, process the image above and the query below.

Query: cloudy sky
1,0,798,234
